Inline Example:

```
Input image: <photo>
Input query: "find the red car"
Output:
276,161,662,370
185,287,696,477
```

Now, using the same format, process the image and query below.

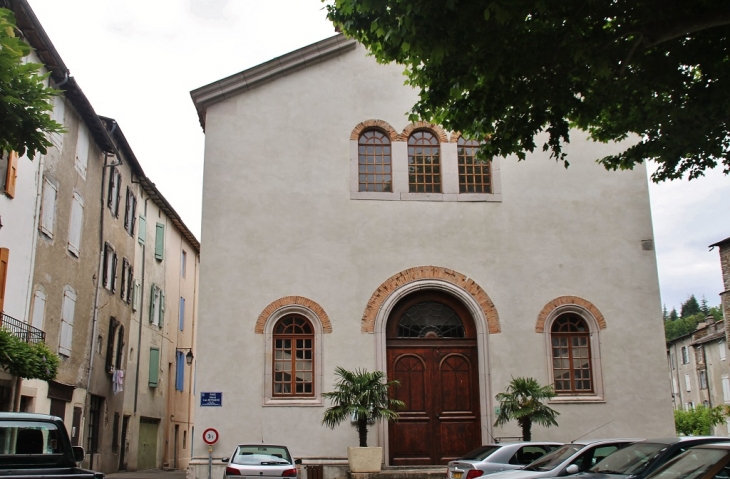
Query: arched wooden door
387,291,481,465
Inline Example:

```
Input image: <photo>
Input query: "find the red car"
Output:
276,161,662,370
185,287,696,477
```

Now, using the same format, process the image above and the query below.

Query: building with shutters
1,0,200,474
188,34,674,476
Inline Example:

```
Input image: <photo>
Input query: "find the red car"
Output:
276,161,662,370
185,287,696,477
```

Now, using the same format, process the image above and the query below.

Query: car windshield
590,443,667,475
0,421,63,455
232,446,292,465
524,445,582,471
645,448,730,479
462,446,502,461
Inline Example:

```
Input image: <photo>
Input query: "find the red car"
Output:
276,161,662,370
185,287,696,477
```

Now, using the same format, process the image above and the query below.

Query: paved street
106,470,187,479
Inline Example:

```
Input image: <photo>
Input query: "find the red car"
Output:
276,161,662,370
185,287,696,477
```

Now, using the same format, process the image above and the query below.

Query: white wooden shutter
68,192,84,256
40,178,57,238
722,376,730,403
672,377,678,394
59,288,77,356
685,373,691,392
31,290,46,330
720,342,727,361
50,96,65,149
75,125,90,178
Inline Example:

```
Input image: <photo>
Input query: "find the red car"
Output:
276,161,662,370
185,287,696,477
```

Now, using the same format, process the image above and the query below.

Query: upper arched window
551,314,592,393
408,131,441,193
457,137,491,193
273,315,314,397
358,130,392,192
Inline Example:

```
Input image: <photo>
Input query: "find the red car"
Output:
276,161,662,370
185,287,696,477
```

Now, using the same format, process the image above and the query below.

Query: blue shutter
149,348,160,387
179,297,185,331
155,223,165,260
176,351,184,391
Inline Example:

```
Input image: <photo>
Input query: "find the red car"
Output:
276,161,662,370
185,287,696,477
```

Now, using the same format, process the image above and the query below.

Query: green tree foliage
0,8,63,158
669,308,679,321
0,329,59,381
674,405,727,436
325,0,730,181
665,316,700,341
322,367,405,447
681,295,702,318
494,377,559,441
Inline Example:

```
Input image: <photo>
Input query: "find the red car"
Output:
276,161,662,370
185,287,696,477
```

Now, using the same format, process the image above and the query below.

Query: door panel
388,343,480,465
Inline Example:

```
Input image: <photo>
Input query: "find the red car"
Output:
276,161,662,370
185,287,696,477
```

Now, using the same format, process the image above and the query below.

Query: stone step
350,467,447,479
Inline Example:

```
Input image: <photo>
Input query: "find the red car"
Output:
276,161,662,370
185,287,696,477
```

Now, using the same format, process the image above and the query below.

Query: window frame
349,124,502,202
543,305,604,403
550,314,593,394
272,315,315,398
263,305,324,406
357,128,393,193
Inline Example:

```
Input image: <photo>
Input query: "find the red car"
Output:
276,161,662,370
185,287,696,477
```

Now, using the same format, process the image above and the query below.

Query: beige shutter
75,125,89,178
68,192,84,256
31,290,46,330
40,178,57,237
60,288,76,356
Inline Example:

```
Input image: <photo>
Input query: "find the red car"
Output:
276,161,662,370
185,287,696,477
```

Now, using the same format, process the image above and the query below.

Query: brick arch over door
350,119,399,142
534,295,607,333
255,296,332,334
361,266,500,334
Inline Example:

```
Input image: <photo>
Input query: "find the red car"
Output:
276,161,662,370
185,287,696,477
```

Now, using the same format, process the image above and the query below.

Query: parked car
222,444,299,479
448,442,563,479
0,412,103,479
471,439,639,479
641,443,730,479
570,437,730,479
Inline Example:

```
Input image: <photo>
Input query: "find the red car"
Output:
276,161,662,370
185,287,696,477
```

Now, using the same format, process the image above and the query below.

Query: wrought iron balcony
0,312,45,344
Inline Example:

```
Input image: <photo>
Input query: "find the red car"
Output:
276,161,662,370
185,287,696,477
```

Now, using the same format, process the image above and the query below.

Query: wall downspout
133,197,148,414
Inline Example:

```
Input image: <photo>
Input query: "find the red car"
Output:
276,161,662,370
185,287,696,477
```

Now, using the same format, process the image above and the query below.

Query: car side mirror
222,458,229,463
295,459,302,465
72,446,85,463
565,464,580,475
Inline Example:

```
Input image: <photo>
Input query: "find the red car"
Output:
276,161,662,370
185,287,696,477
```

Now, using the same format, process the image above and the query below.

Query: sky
25,0,729,313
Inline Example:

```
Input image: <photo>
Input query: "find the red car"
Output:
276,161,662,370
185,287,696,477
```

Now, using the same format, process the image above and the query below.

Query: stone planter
347,446,383,473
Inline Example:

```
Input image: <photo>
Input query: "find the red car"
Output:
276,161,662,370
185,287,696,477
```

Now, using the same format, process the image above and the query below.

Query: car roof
235,444,290,448
637,437,730,445
0,412,60,421
572,438,643,446
693,442,730,449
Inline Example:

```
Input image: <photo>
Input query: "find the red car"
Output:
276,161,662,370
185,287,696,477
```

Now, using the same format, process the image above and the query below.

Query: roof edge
709,236,730,249
190,33,357,130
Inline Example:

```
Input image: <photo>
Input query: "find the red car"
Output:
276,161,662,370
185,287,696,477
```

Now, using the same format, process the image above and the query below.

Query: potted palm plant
322,366,404,472
494,377,560,440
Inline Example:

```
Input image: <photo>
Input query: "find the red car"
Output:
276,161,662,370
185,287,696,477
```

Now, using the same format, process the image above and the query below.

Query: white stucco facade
191,36,674,473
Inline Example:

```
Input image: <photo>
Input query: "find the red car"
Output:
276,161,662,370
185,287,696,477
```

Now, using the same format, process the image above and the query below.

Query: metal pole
208,446,213,479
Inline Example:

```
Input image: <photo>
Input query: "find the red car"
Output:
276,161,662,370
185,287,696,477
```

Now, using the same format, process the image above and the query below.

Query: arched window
273,315,314,397
457,137,491,193
551,314,592,393
358,130,392,192
408,130,441,193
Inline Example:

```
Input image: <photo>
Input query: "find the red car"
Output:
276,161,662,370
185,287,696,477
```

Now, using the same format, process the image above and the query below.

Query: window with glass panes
358,130,392,192
551,314,593,393
273,315,314,396
408,130,441,193
457,137,491,193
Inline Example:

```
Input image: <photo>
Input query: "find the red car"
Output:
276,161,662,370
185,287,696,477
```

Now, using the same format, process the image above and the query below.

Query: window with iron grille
408,130,441,193
551,314,593,393
358,129,392,192
457,137,491,193
273,315,314,397
87,395,103,453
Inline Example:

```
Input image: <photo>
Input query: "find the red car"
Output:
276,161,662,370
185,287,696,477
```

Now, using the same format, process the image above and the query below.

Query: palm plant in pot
322,366,405,472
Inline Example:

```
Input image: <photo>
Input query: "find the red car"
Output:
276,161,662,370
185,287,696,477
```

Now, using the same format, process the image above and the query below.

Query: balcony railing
0,312,45,344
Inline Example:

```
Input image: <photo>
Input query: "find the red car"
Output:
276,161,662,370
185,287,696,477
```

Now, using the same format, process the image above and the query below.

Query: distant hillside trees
664,294,723,341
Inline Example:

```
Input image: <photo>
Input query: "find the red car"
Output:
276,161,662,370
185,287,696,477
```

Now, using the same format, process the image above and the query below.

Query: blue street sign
200,392,222,407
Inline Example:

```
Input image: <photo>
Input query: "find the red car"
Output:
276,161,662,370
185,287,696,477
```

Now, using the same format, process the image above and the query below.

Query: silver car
223,444,298,479
449,442,563,479
467,439,640,479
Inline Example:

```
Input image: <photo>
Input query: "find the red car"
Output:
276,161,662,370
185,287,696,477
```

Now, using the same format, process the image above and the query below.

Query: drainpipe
133,197,148,413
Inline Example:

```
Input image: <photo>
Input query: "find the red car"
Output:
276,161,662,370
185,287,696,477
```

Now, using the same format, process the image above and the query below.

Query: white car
222,444,299,479
448,442,563,479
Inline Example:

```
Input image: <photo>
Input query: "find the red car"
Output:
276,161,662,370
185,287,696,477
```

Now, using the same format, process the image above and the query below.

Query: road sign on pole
203,427,219,445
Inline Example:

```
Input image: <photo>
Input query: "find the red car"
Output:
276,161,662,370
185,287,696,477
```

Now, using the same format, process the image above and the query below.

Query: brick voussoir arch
350,119,399,142
255,296,332,334
398,121,449,143
361,266,500,334
535,296,607,333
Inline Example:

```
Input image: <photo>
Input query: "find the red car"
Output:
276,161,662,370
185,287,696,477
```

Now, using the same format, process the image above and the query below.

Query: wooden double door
386,292,482,465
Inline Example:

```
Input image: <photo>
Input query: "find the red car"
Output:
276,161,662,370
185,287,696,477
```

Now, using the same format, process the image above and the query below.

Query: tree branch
643,9,730,47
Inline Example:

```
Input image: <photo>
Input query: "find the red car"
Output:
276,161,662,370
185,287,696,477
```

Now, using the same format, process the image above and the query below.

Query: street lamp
177,348,194,365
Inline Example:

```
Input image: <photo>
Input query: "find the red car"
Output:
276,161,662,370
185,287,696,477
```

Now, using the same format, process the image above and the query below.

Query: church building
189,34,674,475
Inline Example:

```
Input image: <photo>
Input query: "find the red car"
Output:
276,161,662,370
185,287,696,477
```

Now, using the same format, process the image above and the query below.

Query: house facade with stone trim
189,34,673,476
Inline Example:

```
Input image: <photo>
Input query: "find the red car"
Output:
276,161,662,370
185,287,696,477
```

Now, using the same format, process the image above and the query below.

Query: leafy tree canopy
0,8,63,158
325,0,730,181
0,329,59,381
675,405,727,436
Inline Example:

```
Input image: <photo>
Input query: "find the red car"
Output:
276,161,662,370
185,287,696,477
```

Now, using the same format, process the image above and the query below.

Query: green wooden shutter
155,223,165,260
138,215,146,245
159,291,165,327
149,348,160,387
149,284,156,323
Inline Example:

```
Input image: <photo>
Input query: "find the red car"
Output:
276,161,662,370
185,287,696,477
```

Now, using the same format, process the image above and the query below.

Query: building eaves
709,236,730,249
7,0,115,154
692,330,725,346
99,117,200,254
190,33,357,130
